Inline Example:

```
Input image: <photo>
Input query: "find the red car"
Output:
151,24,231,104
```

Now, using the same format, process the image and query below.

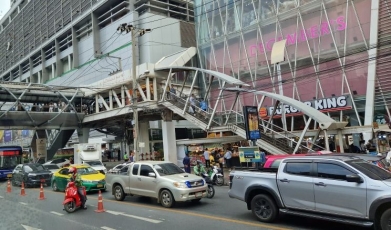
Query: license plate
195,192,202,198
97,184,103,188
7,174,12,178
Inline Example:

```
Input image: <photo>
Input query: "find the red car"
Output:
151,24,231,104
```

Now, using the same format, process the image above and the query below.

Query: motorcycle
201,173,215,199
62,181,87,213
208,166,224,186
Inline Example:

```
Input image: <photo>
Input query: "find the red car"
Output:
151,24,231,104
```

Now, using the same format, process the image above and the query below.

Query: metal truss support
207,81,226,129
293,117,312,154
183,70,199,114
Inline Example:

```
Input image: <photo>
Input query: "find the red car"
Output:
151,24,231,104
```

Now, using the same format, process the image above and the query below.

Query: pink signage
249,16,347,56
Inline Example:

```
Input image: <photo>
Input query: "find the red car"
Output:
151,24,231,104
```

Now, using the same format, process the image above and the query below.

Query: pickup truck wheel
114,185,126,201
380,208,391,230
251,194,278,223
160,190,175,208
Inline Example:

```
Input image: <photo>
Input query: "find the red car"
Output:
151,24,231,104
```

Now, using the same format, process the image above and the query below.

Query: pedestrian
117,149,121,161
183,153,191,173
124,152,129,162
224,148,233,171
215,150,224,175
189,94,196,114
129,151,135,162
204,148,210,168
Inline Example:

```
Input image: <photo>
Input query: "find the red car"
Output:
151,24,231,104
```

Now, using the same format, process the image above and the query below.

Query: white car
43,158,70,168
83,160,107,174
42,164,60,174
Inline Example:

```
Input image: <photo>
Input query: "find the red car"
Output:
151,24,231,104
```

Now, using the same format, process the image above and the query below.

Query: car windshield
77,167,98,175
347,159,391,180
43,165,59,170
86,161,102,166
153,163,185,176
24,164,46,173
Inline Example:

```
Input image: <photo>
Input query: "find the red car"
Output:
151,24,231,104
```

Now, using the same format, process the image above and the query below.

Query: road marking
50,211,64,216
21,224,42,230
106,210,162,224
101,227,116,230
19,202,28,205
39,189,291,230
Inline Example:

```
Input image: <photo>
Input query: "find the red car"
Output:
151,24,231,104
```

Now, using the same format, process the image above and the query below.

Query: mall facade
194,0,391,152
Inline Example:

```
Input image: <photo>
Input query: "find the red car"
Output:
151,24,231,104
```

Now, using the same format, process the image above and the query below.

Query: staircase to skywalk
161,97,301,154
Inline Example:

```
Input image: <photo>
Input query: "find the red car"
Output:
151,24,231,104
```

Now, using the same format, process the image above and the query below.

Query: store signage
243,106,261,140
238,147,264,163
249,16,347,56
262,95,352,118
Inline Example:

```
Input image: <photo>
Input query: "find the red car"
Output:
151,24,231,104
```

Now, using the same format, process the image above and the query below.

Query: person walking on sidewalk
204,148,210,168
224,148,233,171
183,153,191,173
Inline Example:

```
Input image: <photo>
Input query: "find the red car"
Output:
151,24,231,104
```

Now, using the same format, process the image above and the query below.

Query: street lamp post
117,24,150,161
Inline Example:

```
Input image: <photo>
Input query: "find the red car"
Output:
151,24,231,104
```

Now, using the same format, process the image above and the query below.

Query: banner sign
35,138,47,160
238,147,264,163
3,130,12,142
243,106,261,140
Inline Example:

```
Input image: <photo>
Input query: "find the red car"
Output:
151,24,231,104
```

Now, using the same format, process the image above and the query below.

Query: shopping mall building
194,0,391,153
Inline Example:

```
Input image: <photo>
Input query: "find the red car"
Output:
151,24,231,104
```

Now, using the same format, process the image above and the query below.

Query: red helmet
68,167,77,174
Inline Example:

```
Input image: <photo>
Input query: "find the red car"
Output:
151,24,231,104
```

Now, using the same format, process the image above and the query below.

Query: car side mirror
148,172,156,177
346,174,363,183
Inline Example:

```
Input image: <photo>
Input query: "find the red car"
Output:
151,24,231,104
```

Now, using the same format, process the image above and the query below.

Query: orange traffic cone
38,183,45,200
20,182,26,196
95,190,105,213
6,179,11,193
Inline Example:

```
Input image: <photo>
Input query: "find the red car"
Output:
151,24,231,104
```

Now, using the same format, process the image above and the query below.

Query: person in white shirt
224,149,233,171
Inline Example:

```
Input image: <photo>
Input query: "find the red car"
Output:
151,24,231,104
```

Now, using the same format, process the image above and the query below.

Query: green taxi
51,165,106,192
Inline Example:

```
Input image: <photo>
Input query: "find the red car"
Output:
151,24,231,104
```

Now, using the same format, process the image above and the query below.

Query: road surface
0,180,368,230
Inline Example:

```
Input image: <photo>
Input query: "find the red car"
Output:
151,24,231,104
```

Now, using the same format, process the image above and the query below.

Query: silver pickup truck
228,155,391,230
106,161,208,208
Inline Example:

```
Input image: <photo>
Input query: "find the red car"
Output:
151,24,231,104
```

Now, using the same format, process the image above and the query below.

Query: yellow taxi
51,164,106,192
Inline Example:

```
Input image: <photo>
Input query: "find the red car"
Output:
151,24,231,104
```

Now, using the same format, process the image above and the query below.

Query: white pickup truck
106,161,208,208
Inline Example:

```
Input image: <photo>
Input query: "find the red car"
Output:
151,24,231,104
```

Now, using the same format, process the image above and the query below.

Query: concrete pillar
91,12,101,58
337,130,344,153
71,27,79,67
363,0,380,142
41,49,48,83
139,122,151,156
37,71,41,83
162,121,177,164
55,38,63,76
68,55,72,70
18,64,22,82
77,128,90,143
51,63,56,79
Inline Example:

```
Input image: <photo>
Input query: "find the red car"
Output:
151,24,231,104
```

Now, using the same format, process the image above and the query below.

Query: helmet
68,167,77,174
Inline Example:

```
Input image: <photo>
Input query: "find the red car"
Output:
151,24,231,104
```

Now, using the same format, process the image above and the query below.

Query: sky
0,0,11,20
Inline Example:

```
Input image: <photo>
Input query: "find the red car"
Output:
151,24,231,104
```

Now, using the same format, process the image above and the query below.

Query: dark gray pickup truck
229,155,391,230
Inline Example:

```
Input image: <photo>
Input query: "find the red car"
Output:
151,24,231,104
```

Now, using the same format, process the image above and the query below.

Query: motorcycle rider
193,160,207,176
68,167,87,209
